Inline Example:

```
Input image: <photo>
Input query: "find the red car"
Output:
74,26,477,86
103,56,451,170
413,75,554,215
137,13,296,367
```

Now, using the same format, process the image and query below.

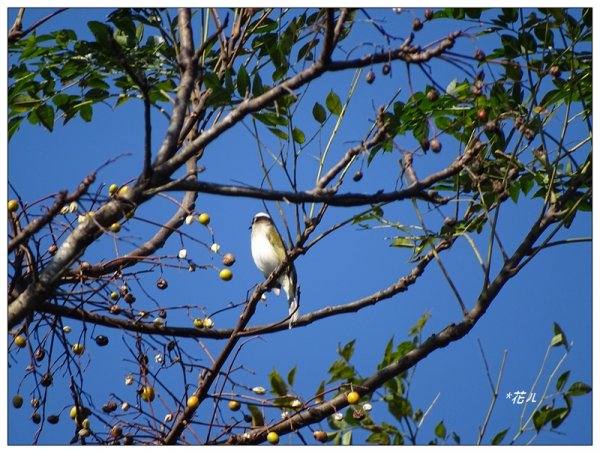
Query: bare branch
8,8,68,43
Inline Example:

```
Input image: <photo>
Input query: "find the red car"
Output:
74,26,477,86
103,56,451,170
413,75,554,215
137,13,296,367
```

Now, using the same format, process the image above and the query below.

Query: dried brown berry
474,49,486,62
548,65,562,78
47,414,60,424
95,335,109,346
424,8,434,20
156,278,168,290
123,293,136,304
40,372,53,387
412,18,423,31
313,430,328,443
426,89,439,102
429,139,442,153
222,253,236,267
31,412,42,424
477,108,488,123
365,70,375,84
382,63,391,75
34,348,46,362
48,244,58,255
109,304,121,315
102,400,118,413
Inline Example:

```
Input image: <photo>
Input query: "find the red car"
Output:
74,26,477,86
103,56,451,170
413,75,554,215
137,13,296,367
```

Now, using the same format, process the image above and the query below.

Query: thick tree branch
149,141,479,206
153,8,198,168
8,172,95,254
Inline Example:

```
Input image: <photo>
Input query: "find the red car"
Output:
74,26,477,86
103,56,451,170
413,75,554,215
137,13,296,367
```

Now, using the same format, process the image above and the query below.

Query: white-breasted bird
250,212,298,328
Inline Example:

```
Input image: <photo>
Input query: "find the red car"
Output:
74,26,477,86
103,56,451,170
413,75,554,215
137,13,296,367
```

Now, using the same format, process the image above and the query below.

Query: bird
250,212,298,328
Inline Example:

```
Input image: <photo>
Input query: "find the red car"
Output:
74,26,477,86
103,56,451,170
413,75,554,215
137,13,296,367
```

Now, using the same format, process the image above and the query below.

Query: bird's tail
288,295,298,329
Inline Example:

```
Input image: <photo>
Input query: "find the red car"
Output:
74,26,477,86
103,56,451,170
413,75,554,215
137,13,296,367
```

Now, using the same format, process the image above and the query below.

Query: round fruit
412,18,423,31
477,108,488,123
118,185,129,196
424,8,434,20
426,89,439,102
108,184,119,196
111,425,122,437
72,343,85,355
110,291,120,301
381,64,391,75
429,139,442,153
123,293,136,304
313,430,328,443
14,335,27,348
8,199,19,212
365,70,375,84
228,400,241,411
187,395,200,409
109,222,121,233
352,170,363,182
40,372,53,387
156,278,168,290
12,394,24,408
95,335,109,347
47,414,60,424
222,253,236,267
347,391,360,404
31,412,41,424
69,405,91,420
141,386,155,402
198,213,210,225
193,318,204,329
35,348,46,361
266,432,279,445
219,269,233,281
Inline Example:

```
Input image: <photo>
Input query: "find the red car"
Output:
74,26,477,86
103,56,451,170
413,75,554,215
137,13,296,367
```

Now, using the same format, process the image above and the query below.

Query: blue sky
5,7,593,446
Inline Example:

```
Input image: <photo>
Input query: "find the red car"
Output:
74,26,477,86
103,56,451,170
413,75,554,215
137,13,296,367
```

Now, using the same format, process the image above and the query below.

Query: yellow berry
219,269,233,281
8,199,19,212
14,335,27,348
72,343,85,355
12,394,24,408
108,184,119,196
347,391,360,405
228,400,241,411
141,386,155,402
110,291,120,301
193,318,204,329
118,185,129,196
198,213,210,226
109,222,121,233
69,405,90,420
187,395,200,409
266,431,279,445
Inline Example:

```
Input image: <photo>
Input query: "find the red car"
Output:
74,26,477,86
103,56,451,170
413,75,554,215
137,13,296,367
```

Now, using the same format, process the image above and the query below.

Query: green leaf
325,91,342,115
327,358,355,383
312,102,326,123
565,381,592,397
78,103,93,122
338,339,356,362
8,116,24,141
87,21,113,45
237,65,249,97
434,420,446,439
390,236,414,248
10,93,41,113
550,322,568,349
269,369,288,396
556,371,570,393
292,127,305,144
491,428,509,445
246,404,265,427
341,430,352,445
314,380,325,403
408,311,431,336
268,127,288,141
34,104,55,131
366,431,390,445
287,366,297,386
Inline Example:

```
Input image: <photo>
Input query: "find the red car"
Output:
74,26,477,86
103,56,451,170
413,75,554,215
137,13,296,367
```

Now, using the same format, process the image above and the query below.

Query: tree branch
219,204,558,445
8,8,68,43
149,141,480,206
